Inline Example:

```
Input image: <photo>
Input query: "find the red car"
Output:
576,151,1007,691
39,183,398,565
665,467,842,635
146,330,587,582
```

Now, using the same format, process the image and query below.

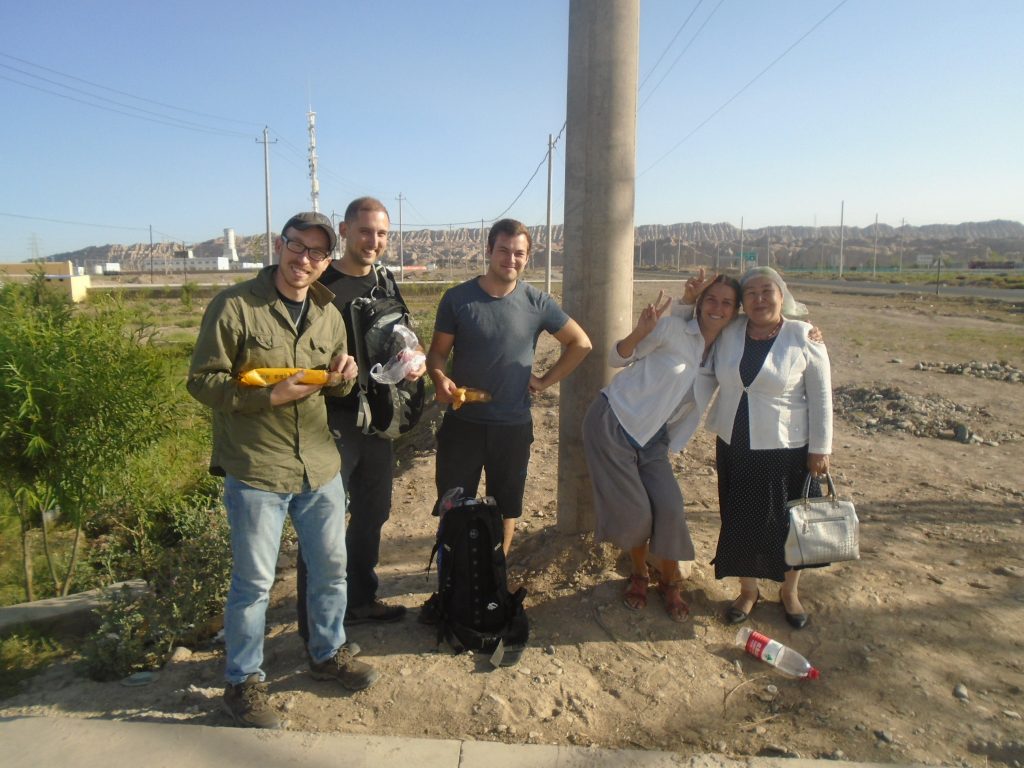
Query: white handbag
785,472,860,567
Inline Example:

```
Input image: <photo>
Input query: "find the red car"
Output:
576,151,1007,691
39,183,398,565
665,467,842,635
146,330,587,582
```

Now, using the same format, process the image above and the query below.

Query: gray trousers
582,395,695,562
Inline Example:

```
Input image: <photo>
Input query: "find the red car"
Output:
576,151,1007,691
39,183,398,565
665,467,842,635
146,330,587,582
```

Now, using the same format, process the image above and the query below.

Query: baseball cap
281,211,338,253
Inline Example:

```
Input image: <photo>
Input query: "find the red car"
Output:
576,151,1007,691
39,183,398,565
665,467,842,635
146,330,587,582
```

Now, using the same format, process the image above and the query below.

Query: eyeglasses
282,234,331,263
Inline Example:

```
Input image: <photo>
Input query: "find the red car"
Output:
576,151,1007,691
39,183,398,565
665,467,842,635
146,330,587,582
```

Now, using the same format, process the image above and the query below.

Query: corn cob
238,368,331,387
451,387,492,410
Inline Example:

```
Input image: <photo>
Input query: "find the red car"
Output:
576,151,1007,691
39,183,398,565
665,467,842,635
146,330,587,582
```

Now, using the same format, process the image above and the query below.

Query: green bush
0,276,183,601
81,585,152,681
82,493,231,681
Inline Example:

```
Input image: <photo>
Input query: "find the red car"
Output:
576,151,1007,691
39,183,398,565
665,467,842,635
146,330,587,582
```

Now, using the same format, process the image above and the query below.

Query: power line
638,0,725,111
0,50,260,128
152,229,187,243
268,127,373,195
0,211,149,231
488,122,567,222
268,129,307,158
639,0,850,176
637,0,705,92
488,149,550,222
402,197,428,222
0,73,252,138
404,123,567,229
2,62,253,136
1,211,186,246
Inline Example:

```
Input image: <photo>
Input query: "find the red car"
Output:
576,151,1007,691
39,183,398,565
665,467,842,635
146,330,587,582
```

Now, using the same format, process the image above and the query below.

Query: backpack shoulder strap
372,264,397,298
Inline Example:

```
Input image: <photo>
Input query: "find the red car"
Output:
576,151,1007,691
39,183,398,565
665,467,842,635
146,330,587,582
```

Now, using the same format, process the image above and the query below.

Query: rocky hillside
47,220,1024,273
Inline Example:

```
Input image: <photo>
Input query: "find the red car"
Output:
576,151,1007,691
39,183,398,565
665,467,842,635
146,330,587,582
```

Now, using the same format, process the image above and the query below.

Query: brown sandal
657,580,690,623
623,573,649,610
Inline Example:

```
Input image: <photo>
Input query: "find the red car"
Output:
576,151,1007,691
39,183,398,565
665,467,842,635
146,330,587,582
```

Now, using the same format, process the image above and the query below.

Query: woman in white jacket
583,277,740,622
708,267,832,629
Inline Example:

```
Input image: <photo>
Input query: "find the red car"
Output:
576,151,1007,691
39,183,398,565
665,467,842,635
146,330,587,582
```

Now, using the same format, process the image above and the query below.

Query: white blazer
604,315,718,453
706,318,833,454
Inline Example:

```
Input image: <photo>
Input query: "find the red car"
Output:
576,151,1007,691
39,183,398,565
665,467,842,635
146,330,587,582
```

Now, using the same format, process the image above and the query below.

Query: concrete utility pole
838,200,845,277
872,213,878,277
899,217,906,272
397,193,405,282
257,127,277,266
558,0,640,533
546,133,554,294
739,217,744,272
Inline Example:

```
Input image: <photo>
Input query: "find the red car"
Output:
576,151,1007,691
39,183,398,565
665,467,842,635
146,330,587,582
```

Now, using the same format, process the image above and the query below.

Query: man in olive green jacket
188,212,378,729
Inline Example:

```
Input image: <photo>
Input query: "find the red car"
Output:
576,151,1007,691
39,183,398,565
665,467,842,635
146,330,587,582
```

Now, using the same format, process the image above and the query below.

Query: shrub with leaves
81,497,231,681
0,275,178,600
80,584,153,681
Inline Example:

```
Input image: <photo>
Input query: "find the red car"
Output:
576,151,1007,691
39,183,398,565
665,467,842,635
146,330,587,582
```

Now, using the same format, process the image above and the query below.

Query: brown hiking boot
222,673,281,729
309,645,380,691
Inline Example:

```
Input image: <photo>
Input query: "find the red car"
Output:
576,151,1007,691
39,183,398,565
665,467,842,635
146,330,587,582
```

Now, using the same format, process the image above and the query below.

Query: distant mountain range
47,218,1024,271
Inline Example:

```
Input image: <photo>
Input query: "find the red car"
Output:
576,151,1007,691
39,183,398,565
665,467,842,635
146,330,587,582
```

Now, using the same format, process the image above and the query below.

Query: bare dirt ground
3,285,1023,766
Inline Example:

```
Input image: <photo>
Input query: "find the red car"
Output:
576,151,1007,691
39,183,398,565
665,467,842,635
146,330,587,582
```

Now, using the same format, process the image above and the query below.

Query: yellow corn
451,387,492,410
238,368,331,387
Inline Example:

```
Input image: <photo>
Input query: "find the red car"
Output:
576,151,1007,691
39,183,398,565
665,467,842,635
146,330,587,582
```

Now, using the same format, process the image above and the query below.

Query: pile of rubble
832,384,1018,444
913,360,1023,383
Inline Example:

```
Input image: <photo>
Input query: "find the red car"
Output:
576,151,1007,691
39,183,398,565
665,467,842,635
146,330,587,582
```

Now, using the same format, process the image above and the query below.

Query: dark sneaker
222,673,282,729
345,600,407,626
417,593,440,626
309,646,380,691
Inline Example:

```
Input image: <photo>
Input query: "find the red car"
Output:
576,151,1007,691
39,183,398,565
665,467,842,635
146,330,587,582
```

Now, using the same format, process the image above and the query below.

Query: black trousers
433,413,534,519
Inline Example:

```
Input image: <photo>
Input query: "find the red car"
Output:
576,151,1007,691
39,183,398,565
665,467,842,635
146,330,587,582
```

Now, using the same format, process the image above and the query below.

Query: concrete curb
0,580,146,639
0,715,911,768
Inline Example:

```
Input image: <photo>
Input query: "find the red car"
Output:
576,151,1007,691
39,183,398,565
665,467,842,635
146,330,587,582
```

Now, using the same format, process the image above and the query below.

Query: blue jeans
223,473,347,684
297,408,394,641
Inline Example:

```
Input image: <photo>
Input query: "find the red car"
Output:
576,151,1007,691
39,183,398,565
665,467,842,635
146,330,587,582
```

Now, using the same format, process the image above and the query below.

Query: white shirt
603,315,718,453
706,318,833,454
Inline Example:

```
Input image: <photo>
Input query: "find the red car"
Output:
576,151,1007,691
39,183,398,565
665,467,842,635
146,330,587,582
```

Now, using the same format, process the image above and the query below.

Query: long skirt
582,395,695,561
712,398,822,581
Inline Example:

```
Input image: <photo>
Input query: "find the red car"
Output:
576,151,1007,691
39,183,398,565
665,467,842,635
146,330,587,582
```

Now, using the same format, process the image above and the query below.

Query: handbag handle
801,471,837,502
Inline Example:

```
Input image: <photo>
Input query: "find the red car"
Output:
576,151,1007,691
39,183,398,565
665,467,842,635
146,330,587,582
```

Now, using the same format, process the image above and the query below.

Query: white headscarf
740,266,808,318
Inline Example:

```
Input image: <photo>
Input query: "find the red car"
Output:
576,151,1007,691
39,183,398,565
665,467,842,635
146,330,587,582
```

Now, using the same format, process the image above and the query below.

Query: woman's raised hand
682,267,711,305
635,290,672,338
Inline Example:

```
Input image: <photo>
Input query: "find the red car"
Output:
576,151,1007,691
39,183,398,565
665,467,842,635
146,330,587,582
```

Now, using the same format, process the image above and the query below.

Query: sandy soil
3,286,1023,766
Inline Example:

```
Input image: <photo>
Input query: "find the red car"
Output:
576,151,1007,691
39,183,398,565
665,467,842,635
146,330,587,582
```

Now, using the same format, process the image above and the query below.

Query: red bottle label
744,630,783,663
745,630,770,658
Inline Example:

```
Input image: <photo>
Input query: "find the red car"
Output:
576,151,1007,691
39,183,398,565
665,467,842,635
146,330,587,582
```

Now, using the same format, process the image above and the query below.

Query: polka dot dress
713,336,822,582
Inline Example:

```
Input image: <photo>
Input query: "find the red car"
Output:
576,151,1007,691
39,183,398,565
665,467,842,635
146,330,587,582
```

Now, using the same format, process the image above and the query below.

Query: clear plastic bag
369,324,425,384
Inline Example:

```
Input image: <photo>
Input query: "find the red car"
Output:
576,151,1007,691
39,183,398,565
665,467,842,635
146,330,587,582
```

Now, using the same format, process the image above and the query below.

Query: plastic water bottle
736,627,820,680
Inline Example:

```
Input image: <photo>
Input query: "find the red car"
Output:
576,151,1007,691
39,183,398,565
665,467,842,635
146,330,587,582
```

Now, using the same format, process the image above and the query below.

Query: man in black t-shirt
296,197,426,640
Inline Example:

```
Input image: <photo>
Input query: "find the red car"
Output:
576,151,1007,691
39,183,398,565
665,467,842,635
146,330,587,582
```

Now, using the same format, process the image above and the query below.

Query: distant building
222,228,239,262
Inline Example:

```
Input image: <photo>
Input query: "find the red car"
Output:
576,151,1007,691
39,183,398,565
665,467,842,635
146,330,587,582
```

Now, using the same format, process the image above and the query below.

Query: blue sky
1,0,1020,258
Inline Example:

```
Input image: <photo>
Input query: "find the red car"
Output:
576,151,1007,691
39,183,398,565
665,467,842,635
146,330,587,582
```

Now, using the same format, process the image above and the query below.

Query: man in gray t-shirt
426,218,592,556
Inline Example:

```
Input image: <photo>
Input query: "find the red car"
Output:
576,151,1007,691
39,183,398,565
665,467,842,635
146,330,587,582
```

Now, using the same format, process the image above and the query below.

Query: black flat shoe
785,610,809,629
724,591,760,625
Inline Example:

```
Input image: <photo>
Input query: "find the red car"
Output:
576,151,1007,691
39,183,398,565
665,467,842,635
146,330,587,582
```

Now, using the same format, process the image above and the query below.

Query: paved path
1,716,899,768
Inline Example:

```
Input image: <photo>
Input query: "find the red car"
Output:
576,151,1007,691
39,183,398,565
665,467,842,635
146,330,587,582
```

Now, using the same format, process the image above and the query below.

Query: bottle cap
807,667,820,681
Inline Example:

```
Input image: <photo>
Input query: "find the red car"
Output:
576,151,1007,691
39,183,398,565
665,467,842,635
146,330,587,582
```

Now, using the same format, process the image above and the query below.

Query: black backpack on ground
345,265,425,439
426,493,529,666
